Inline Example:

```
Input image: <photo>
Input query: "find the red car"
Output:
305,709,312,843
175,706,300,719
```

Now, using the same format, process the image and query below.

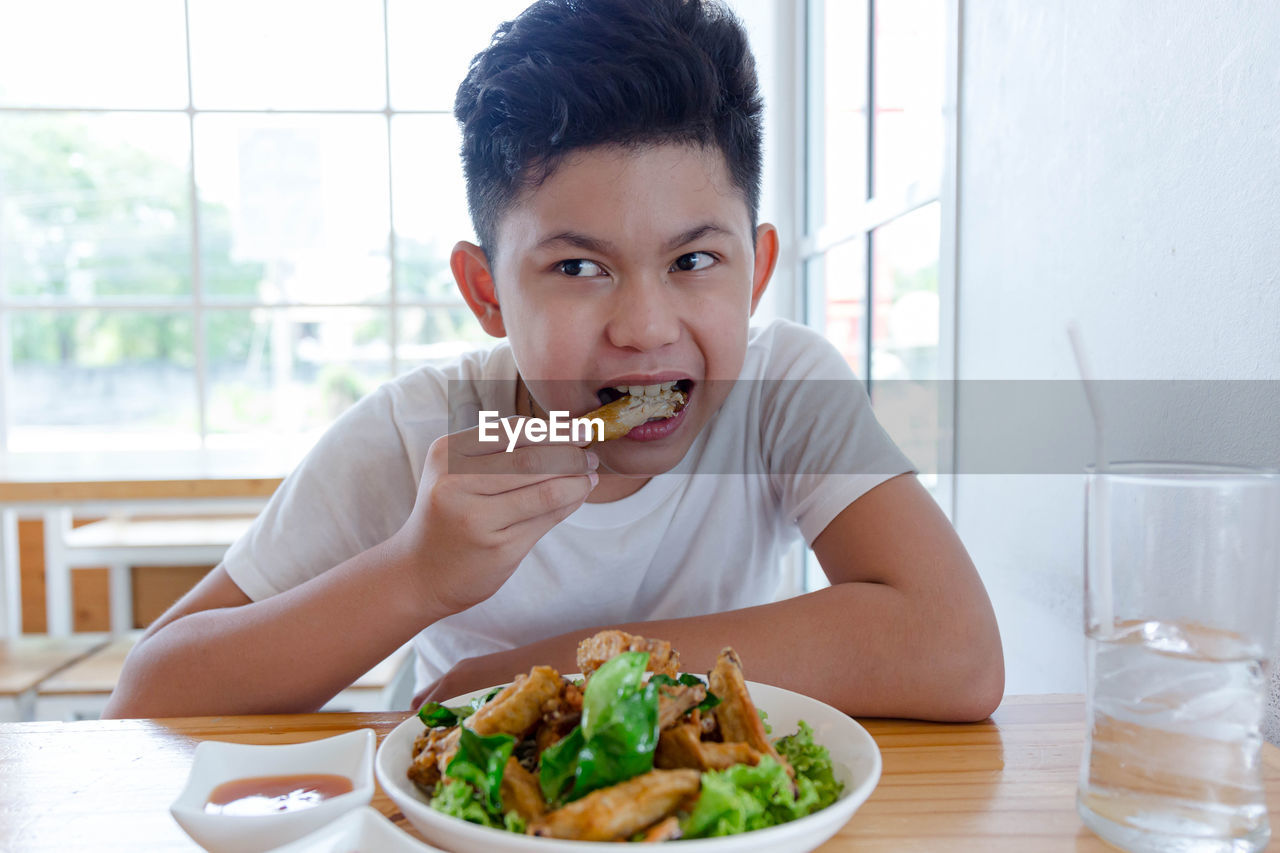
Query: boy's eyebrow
664,223,734,251
534,223,734,255
534,231,617,255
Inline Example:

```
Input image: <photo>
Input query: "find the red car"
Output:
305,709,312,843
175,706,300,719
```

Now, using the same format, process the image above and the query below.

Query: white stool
42,509,257,636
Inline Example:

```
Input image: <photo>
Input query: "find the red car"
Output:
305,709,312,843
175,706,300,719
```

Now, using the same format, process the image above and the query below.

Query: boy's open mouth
595,379,693,418
585,379,693,441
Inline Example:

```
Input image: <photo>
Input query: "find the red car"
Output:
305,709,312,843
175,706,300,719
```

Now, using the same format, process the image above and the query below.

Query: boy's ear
451,241,507,337
749,223,780,315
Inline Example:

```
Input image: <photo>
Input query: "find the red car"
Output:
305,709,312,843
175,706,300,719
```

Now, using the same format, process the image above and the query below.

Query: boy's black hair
454,0,764,257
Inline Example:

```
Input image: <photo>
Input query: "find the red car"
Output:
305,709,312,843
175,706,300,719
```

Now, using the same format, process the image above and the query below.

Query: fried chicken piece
407,725,453,792
500,756,546,823
583,387,687,441
412,723,452,759
529,768,701,841
655,721,762,771
467,666,564,739
415,666,564,777
639,816,683,843
709,647,792,776
656,682,706,730
576,630,680,678
535,679,584,756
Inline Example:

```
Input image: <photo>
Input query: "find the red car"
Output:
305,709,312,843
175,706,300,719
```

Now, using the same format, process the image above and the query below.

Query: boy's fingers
453,416,595,458
496,484,595,542
457,445,597,489
489,472,597,531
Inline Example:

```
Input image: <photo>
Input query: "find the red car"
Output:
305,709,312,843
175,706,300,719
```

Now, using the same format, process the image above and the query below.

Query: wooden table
0,450,290,637
1,695,1277,851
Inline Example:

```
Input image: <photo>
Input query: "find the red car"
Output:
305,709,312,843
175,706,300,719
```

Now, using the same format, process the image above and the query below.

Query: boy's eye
671,252,715,272
557,259,605,277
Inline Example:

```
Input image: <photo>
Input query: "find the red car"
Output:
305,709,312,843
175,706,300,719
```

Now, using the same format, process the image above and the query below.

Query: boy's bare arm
103,537,449,718
418,473,1004,722
103,423,598,719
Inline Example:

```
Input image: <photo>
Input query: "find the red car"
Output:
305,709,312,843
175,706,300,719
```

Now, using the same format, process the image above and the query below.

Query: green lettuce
538,651,660,805
445,726,515,813
776,720,844,810
681,720,845,839
681,757,813,837
428,779,526,833
428,725,525,830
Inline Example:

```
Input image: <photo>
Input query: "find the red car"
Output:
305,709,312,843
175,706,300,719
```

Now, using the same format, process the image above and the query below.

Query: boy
104,0,1002,722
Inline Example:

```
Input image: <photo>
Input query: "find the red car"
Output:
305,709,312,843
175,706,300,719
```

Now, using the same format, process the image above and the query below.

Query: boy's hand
396,418,598,617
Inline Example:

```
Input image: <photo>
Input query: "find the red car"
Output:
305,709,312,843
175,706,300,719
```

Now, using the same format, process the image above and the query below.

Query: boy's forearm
103,535,450,718
423,581,1004,722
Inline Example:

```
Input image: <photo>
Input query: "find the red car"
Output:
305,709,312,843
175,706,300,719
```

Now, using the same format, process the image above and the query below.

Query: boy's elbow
941,624,1005,722
101,665,150,719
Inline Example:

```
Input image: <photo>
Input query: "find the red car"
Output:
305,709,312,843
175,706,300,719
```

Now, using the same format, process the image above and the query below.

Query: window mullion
382,0,400,379
183,0,208,448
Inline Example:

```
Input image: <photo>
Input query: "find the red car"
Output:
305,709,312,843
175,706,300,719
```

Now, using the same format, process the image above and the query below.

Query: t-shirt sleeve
221,381,437,601
756,322,917,545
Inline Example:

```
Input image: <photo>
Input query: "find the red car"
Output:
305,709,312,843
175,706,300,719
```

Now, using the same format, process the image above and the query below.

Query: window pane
870,201,939,380
8,310,198,451
0,113,191,302
189,0,385,110
872,0,945,200
0,0,187,108
807,0,868,232
392,115,473,301
195,115,390,304
398,307,488,368
388,0,532,111
813,238,867,378
204,308,392,442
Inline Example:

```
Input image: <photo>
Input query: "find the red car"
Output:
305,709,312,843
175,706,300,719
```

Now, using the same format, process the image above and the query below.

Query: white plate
170,729,375,853
265,805,443,852
375,681,881,853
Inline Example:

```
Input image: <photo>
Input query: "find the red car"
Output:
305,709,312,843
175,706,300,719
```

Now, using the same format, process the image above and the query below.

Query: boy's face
456,143,777,479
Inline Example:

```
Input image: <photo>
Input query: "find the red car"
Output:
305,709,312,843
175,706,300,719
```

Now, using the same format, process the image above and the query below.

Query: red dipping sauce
204,773,353,815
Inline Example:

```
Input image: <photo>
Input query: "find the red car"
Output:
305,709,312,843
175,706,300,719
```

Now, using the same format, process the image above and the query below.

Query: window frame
796,0,959,521
0,0,480,453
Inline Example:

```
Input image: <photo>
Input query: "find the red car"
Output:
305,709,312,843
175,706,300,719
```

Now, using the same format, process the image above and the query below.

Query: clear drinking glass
1078,462,1280,853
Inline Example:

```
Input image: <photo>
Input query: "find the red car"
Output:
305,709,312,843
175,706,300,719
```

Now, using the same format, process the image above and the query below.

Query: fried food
576,629,681,678
411,665,564,781
581,386,687,441
500,756,546,822
709,647,793,777
411,635,836,842
656,681,706,730
639,815,683,842
528,768,701,841
655,721,762,771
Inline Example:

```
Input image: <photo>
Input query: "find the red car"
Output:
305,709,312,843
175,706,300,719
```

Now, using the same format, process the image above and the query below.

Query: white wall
953,0,1280,735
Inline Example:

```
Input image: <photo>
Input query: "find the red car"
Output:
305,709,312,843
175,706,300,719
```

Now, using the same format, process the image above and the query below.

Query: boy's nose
604,274,681,352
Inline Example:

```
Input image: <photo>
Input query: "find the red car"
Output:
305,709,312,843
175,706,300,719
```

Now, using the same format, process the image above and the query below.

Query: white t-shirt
223,319,914,692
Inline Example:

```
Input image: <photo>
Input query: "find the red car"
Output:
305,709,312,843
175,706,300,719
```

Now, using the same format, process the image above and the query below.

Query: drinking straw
1066,321,1108,475
1067,321,1113,633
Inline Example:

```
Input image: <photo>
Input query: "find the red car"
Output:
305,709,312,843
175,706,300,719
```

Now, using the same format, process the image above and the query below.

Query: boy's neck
513,376,651,503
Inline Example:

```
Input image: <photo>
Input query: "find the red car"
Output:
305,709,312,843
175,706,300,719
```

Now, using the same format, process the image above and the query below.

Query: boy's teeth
616,381,678,398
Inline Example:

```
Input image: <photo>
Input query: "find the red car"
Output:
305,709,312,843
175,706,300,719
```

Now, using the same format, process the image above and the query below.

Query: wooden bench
44,511,258,635
32,633,414,721
0,634,107,722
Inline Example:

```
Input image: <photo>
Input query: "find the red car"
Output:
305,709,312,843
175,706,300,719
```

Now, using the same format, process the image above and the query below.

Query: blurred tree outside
0,115,264,366
1,113,489,445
